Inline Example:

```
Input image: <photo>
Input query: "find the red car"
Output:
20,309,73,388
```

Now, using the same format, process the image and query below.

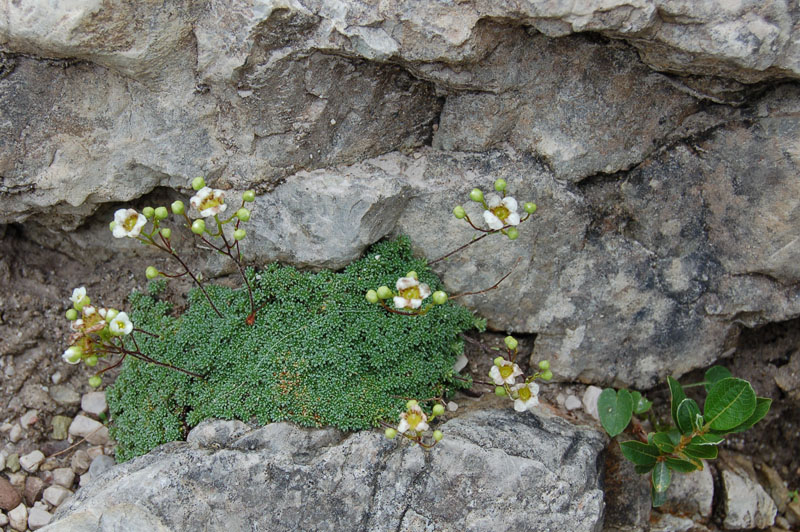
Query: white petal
483,211,504,230
489,366,504,386
506,212,521,226
529,382,540,396
502,196,518,213
393,296,409,309
514,399,526,412
112,225,128,238
409,299,422,309
397,419,410,433
395,277,418,290
416,421,429,432
486,193,502,208
418,283,431,299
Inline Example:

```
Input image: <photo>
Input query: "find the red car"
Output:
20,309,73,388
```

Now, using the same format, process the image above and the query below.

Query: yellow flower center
399,286,421,300
499,365,514,380
123,215,138,231
406,412,423,430
492,205,510,222
199,196,221,212
518,386,531,402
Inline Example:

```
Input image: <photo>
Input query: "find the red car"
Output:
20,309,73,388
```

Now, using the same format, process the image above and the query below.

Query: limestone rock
8,503,27,532
80,392,107,418
44,412,606,531
20,450,45,473
722,469,777,529
661,463,714,519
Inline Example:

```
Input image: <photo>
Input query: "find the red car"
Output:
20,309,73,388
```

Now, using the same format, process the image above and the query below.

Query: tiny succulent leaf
704,378,757,431
676,398,701,435
668,376,687,426
598,388,634,437
620,441,661,466
704,365,733,392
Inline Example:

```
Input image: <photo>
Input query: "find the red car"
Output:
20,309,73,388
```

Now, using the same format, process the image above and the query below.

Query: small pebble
69,415,110,445
0,422,12,433
51,415,72,440
9,424,22,443
556,393,566,406
20,410,39,430
27,504,52,530
446,401,459,412
0,511,8,526
79,473,91,487
20,450,45,473
81,391,108,418
23,476,45,506
53,468,75,488
87,446,105,460
88,455,115,480
51,371,63,385
582,386,603,420
565,395,582,411
6,453,20,473
0,476,22,511
71,450,90,474
0,451,5,471
8,502,27,531
49,384,81,407
43,485,71,507
7,473,25,492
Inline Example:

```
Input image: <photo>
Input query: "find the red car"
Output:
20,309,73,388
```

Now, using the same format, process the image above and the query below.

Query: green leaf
704,378,757,431
652,461,671,494
598,388,634,437
620,441,661,467
668,376,686,426
651,484,668,507
665,429,682,446
691,433,724,446
631,391,653,415
683,443,718,460
665,457,699,473
726,397,772,434
676,398,702,434
634,463,655,474
704,365,733,392
651,432,676,454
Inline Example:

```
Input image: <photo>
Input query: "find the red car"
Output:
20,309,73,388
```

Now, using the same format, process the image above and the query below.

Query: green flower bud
541,370,553,381
506,227,519,240
104,308,119,322
145,266,159,280
236,208,251,222
538,360,550,371
85,355,98,367
109,221,117,232
74,296,90,311
243,190,256,202
493,356,505,367
88,375,102,388
160,228,172,239
154,206,169,220
504,335,518,350
142,206,155,219
406,271,418,280
376,286,392,299
384,428,397,439
192,177,206,191
406,399,418,410
432,430,443,442
171,200,185,215
432,404,445,416
191,219,206,234
469,188,484,203
66,309,78,321
453,205,466,219
234,229,246,241
365,290,379,304
494,179,507,192
495,386,507,396
524,202,537,214
432,291,448,305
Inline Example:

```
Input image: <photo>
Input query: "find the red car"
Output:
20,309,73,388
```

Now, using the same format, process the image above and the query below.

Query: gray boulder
42,411,606,532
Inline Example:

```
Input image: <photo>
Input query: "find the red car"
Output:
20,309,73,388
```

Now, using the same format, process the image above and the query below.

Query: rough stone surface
87,455,115,482
44,411,605,531
8,502,27,532
80,392,107,418
20,450,45,473
51,415,71,441
43,486,71,508
52,468,76,489
662,463,714,519
1,1,800,390
68,415,109,446
722,468,777,530
49,385,81,407
0,475,22,511
24,475,45,506
28,504,53,530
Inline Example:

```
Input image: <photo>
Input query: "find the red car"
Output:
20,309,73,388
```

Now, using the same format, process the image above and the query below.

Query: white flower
70,287,87,305
483,194,521,230
109,312,133,336
392,277,432,310
512,382,540,412
397,404,429,434
70,318,85,332
82,305,96,317
112,209,147,238
62,346,82,365
489,359,523,386
190,187,227,218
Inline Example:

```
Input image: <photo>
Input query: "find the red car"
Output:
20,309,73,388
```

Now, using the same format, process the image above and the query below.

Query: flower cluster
365,271,448,315
452,179,537,240
490,335,552,413
384,400,446,448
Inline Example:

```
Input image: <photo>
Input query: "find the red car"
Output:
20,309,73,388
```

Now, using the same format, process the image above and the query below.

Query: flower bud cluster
489,335,552,413
384,399,447,447
366,272,448,315
452,179,537,240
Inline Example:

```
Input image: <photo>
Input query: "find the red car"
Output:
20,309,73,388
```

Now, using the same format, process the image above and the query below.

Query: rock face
2,0,800,386
41,412,606,532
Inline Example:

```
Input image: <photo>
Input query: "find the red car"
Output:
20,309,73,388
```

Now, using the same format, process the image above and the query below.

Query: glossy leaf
668,376,686,426
620,441,661,466
725,397,772,434
676,398,701,435
691,433,724,446
683,443,718,460
704,365,733,392
704,378,757,431
631,391,653,415
665,429,682,446
651,483,668,507
665,457,699,473
634,463,655,474
598,388,633,437
652,461,671,494
651,432,676,454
